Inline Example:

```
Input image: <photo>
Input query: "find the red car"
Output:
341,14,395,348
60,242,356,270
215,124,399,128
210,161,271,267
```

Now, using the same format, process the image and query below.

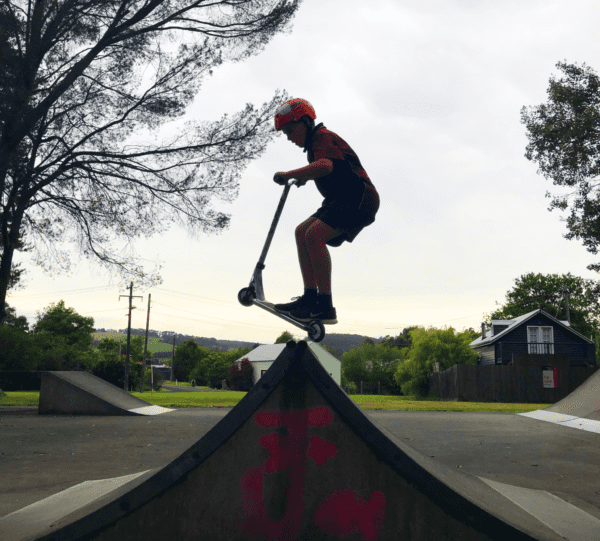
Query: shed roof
469,308,593,347
235,342,341,365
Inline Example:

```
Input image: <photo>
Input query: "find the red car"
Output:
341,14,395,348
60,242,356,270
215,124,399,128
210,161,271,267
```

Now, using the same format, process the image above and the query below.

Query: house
469,309,596,367
150,364,171,381
233,342,341,386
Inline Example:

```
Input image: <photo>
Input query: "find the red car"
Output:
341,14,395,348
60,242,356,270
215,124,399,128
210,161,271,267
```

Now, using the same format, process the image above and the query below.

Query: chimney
481,323,486,339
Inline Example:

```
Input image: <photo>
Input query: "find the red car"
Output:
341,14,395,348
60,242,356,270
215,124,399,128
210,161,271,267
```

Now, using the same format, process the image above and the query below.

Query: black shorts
311,183,380,247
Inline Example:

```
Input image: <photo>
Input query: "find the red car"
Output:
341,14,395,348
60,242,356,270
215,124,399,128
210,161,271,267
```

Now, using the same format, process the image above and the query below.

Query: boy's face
281,122,307,148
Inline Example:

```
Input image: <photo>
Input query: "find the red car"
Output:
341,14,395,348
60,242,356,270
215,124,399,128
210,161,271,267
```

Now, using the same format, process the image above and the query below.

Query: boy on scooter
273,98,380,324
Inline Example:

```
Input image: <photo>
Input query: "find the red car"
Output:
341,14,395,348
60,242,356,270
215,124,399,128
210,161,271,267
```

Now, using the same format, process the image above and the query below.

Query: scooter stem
251,180,297,301
256,180,296,267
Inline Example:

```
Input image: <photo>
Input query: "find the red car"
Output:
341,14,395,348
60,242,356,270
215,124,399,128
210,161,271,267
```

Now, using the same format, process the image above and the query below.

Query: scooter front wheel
307,320,326,342
238,287,255,307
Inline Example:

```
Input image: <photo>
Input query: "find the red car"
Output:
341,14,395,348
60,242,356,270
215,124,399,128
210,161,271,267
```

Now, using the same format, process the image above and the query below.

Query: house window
527,326,554,354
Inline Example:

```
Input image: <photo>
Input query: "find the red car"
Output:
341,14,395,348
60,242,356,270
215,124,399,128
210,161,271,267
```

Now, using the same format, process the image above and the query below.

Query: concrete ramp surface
543,366,600,419
518,367,600,433
3,341,595,540
38,371,174,416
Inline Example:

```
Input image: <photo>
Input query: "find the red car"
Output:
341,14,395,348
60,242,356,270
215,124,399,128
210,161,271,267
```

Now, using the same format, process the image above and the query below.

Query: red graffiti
314,489,387,541
238,406,386,541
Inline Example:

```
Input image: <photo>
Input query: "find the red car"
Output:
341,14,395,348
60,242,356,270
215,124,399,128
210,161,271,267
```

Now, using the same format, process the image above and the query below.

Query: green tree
3,303,28,331
0,323,38,371
198,346,254,388
340,345,371,388
91,335,144,389
593,329,600,365
521,61,600,273
275,331,295,344
485,272,600,338
394,327,479,398
34,301,94,350
173,339,211,383
97,335,144,364
0,0,302,324
32,300,95,370
340,342,406,394
380,326,418,349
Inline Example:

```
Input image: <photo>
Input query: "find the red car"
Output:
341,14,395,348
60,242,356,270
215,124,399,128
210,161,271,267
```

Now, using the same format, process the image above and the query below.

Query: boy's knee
295,219,314,239
304,227,325,246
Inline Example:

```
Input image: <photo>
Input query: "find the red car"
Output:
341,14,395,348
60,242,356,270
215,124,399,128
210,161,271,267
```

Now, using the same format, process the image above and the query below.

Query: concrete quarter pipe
38,371,174,416
0,340,586,540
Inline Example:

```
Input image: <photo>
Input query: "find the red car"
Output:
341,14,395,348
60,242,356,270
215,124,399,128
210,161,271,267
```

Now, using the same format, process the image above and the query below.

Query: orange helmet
274,98,316,131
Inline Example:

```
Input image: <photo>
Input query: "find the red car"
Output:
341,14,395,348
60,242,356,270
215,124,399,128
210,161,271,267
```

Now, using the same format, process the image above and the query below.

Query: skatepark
1,340,599,540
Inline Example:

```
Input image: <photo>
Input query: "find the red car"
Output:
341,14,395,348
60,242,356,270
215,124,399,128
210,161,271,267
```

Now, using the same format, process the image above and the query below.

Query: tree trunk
0,203,25,325
0,241,16,325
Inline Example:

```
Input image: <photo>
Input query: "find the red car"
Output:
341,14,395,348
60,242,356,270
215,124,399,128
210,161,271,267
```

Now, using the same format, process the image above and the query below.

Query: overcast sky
7,0,600,344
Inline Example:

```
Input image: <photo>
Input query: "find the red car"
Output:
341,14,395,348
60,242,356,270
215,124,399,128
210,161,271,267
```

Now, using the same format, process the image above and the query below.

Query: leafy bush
228,358,253,391
393,326,479,398
0,325,38,371
340,342,406,395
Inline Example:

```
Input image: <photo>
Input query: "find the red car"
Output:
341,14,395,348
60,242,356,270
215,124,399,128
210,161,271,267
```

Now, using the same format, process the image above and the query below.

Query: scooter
237,180,326,342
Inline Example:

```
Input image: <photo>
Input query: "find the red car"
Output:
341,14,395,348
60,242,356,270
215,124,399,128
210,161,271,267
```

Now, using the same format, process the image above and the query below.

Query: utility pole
171,335,176,382
140,293,151,393
564,288,571,325
119,282,143,392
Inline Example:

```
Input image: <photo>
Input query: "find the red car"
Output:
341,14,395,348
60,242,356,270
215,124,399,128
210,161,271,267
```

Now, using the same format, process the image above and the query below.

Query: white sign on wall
542,366,558,389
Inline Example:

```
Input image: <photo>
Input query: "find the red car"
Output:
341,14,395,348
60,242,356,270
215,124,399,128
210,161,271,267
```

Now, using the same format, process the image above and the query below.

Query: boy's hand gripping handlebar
273,174,304,187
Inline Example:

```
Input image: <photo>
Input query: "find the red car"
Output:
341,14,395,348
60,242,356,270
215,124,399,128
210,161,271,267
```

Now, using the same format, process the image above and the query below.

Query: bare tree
0,0,300,323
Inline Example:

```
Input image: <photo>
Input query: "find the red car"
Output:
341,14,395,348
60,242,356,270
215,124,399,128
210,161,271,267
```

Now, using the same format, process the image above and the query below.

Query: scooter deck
253,299,314,331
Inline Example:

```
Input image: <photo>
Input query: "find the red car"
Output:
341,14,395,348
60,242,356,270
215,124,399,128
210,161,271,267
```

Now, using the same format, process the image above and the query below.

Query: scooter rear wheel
238,287,255,307
307,320,325,342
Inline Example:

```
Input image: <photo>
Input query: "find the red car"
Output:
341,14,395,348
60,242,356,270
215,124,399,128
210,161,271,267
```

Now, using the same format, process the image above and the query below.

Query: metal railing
527,342,555,354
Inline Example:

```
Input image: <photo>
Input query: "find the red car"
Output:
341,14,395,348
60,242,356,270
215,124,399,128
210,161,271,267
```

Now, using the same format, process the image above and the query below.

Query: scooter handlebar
273,175,301,187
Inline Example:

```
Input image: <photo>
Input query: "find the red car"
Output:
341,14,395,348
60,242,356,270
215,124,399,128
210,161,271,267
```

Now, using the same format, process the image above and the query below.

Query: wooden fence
428,358,599,403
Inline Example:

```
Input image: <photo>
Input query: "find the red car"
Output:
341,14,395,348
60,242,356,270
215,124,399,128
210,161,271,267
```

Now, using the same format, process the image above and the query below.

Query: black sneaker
291,299,337,324
309,303,338,325
275,295,311,315
289,299,318,321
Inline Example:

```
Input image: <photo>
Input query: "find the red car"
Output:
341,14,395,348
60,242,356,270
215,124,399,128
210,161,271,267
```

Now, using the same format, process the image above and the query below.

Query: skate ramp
518,367,600,432
3,341,595,541
542,367,600,419
38,371,174,416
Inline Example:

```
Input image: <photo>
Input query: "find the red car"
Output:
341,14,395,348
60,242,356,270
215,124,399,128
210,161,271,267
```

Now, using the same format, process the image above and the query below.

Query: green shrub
0,325,37,371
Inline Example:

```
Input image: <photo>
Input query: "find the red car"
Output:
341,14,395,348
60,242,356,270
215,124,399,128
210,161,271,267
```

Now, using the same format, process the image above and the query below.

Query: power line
384,312,485,330
80,308,127,315
7,285,115,300
154,287,415,328
153,288,235,307
151,310,285,331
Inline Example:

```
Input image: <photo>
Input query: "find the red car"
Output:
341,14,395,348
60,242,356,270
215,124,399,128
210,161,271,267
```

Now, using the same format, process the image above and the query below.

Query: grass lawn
0,381,552,413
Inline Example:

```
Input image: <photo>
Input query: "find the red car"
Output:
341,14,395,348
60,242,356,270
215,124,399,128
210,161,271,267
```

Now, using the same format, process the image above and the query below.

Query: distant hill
93,328,383,359
91,332,174,354
319,334,384,357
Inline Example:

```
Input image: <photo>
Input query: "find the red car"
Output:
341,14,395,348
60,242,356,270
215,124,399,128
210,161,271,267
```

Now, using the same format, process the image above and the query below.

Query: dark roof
470,309,593,348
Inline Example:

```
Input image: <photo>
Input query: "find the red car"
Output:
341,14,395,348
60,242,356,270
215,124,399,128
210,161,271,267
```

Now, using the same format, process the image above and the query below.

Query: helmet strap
303,121,324,154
